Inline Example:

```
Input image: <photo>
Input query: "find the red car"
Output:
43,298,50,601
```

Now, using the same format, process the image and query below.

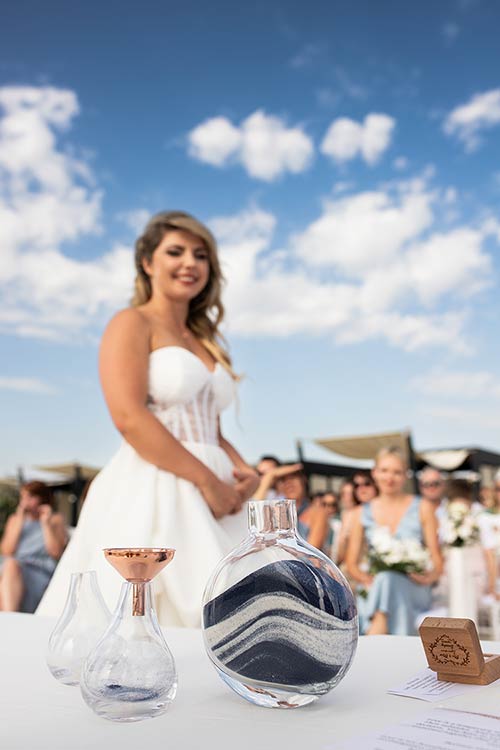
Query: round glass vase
46,570,111,686
202,497,358,709
80,580,177,722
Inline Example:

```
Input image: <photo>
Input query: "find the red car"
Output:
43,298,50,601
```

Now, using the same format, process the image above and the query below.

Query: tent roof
34,463,100,481
315,430,411,462
314,432,500,473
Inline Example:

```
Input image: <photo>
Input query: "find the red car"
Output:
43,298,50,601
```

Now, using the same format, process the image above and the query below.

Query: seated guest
339,479,357,512
254,462,330,551
255,455,282,499
345,447,442,635
419,467,447,529
256,454,281,477
321,491,343,561
479,484,496,511
335,479,362,565
311,490,326,506
481,474,500,602
254,458,300,502
274,467,331,551
352,470,378,504
0,481,68,613
321,491,339,517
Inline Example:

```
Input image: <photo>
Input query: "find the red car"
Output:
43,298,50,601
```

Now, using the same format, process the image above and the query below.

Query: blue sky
1,0,500,476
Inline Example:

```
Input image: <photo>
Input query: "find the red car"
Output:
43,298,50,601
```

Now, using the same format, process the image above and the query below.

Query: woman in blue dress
0,481,68,612
345,447,442,635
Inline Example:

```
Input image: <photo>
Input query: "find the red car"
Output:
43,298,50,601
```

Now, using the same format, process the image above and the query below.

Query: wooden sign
419,617,500,685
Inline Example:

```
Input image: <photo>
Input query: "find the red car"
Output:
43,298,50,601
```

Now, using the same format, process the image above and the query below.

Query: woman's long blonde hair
131,210,236,377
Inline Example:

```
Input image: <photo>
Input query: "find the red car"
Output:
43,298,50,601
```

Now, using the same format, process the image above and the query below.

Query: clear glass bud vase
46,570,111,686
80,548,177,723
202,498,358,709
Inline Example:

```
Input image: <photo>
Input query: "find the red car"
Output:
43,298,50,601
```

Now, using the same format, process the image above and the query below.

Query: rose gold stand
104,548,175,616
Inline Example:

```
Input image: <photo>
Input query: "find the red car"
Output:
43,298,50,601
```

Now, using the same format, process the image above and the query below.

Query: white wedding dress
36,347,248,627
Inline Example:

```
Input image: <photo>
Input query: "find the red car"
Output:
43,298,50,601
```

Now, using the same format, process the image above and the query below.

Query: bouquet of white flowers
441,500,480,547
368,526,431,575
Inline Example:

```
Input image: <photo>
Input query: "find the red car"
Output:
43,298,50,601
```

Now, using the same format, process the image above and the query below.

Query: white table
2,613,500,749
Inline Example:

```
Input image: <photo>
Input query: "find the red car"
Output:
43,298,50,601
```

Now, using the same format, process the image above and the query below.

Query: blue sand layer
203,559,356,626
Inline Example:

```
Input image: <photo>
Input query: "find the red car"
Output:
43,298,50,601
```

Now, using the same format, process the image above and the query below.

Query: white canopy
315,430,412,463
417,449,471,471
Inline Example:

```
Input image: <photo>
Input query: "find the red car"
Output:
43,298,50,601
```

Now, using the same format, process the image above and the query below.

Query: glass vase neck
67,570,109,614
248,497,298,536
115,580,155,619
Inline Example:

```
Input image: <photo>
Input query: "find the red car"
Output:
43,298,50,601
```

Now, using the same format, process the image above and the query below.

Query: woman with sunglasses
352,471,378,504
335,473,376,565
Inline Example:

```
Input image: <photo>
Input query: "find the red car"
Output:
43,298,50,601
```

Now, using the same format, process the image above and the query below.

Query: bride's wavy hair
132,210,236,377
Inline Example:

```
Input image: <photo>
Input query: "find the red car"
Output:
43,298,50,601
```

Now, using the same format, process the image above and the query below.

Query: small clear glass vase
46,570,111,686
202,498,358,708
80,548,177,723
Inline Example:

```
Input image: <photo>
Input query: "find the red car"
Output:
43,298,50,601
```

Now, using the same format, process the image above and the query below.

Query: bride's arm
99,309,242,518
218,425,259,502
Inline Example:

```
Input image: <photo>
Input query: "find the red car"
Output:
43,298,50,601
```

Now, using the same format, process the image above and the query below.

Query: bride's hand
233,467,259,502
198,475,243,519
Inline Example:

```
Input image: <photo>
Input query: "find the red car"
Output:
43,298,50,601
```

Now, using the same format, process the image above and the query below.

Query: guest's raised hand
253,462,303,501
38,504,53,524
271,463,303,481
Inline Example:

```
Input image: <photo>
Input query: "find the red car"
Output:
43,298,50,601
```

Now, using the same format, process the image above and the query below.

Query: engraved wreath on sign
428,634,471,666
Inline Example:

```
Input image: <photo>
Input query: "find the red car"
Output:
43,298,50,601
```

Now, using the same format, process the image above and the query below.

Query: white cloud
216,177,494,353
187,110,313,181
418,404,500,430
0,89,495,357
0,85,133,342
337,311,468,353
443,88,500,151
187,116,241,167
316,88,340,109
405,227,491,304
393,156,409,170
117,208,151,234
0,376,56,394
321,113,395,165
333,67,367,100
0,86,102,280
292,185,433,274
411,369,500,399
290,43,324,69
443,22,460,44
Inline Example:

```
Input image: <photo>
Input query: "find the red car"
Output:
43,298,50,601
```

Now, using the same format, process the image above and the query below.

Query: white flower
369,527,430,573
443,501,480,547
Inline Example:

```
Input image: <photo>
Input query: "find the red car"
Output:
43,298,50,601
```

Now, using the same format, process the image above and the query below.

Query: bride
37,211,259,626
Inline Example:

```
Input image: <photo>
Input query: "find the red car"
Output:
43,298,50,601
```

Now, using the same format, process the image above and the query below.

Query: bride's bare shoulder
101,307,151,347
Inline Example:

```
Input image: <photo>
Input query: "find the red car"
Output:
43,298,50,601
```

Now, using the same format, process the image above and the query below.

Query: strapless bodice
147,346,236,445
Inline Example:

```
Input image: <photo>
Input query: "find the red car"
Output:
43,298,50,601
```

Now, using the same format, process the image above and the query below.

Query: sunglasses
353,480,372,488
322,501,337,509
420,481,443,489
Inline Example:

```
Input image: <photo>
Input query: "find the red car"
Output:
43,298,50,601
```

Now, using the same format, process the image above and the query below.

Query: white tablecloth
2,613,500,749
